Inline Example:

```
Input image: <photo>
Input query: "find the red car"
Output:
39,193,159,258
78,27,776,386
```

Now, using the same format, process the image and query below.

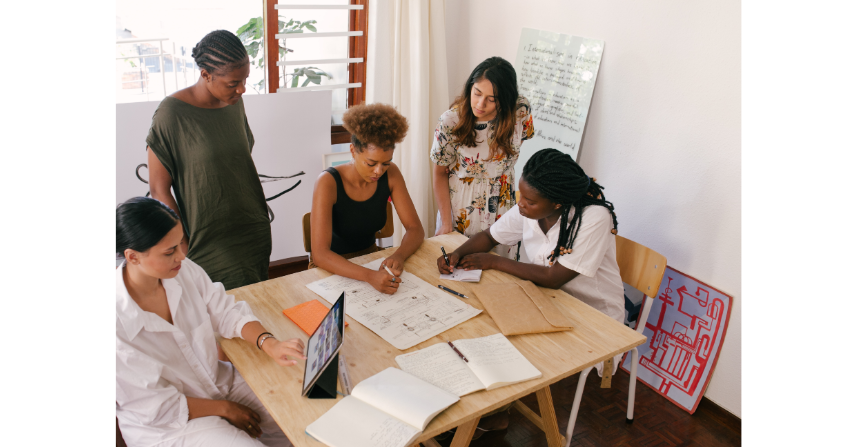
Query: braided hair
191,30,248,75
521,149,618,263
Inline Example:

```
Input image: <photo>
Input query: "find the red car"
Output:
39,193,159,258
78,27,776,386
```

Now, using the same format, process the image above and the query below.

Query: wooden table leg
449,417,480,447
536,385,564,447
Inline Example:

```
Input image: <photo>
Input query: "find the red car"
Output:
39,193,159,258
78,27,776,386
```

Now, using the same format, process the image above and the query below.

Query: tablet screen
302,293,345,394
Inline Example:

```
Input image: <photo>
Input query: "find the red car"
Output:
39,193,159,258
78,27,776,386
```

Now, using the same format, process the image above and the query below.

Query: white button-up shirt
116,259,260,446
490,204,625,324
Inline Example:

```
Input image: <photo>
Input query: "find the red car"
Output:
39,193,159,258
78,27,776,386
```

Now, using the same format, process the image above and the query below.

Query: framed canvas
620,266,733,414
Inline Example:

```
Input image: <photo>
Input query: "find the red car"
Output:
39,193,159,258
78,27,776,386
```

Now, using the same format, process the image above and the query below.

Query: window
115,0,266,104
264,0,367,141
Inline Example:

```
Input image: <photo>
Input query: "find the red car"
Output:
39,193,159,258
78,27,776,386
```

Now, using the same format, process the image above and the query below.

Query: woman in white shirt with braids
116,197,305,447
437,148,625,377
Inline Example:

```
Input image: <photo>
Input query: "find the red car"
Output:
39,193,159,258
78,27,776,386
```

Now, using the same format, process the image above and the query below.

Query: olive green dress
146,96,271,290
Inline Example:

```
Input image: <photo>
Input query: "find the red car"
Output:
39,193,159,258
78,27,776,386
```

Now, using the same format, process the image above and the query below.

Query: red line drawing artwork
621,266,733,414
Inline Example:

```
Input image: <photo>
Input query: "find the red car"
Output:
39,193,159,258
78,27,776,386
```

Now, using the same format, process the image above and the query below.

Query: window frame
264,0,368,145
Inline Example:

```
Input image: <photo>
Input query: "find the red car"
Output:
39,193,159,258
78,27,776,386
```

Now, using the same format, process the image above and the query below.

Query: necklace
475,123,488,131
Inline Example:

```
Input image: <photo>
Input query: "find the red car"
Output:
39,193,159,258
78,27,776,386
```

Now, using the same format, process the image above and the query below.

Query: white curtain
366,0,449,243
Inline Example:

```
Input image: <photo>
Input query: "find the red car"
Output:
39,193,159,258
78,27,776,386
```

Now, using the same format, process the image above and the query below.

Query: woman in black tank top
310,104,425,294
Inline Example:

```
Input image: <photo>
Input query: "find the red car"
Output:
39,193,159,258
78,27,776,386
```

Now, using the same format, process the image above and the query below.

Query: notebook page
440,269,483,282
395,342,485,397
305,396,419,447
351,367,459,431
456,334,542,390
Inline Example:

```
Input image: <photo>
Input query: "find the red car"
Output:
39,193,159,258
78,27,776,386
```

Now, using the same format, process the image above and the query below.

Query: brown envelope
472,281,574,335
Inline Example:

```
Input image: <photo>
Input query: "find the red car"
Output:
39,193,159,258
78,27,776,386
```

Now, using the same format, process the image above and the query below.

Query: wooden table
221,233,646,447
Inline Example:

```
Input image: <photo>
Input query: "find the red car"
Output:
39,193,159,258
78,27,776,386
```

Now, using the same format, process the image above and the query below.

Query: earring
611,229,618,235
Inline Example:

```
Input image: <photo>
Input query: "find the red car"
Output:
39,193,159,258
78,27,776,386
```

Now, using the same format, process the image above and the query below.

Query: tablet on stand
301,292,346,399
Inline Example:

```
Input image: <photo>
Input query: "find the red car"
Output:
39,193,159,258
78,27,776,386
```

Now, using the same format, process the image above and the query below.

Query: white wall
444,0,741,416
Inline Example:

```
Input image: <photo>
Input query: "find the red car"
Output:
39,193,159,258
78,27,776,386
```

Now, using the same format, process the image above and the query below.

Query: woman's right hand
221,401,262,439
368,269,402,294
435,222,454,236
437,252,461,274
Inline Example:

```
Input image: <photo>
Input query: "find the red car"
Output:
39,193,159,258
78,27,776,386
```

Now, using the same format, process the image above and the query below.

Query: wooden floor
434,368,741,447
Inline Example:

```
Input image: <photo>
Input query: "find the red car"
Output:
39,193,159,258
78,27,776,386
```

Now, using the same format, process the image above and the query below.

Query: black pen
441,246,451,267
438,284,469,299
447,340,469,363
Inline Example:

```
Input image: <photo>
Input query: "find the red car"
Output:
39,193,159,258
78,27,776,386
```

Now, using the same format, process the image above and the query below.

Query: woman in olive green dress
146,30,271,290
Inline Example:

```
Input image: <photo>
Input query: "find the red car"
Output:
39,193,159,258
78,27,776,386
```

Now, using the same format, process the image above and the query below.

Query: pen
441,246,451,267
438,284,469,299
447,340,469,363
383,265,399,282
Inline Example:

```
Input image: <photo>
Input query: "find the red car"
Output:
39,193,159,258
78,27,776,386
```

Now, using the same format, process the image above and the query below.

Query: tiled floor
434,368,740,447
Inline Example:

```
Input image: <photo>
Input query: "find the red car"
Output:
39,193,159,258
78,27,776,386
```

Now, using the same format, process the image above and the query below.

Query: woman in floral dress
431,57,534,257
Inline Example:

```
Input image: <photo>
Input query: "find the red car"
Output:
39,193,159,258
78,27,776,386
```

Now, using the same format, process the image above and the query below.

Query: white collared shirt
116,258,260,446
490,204,625,324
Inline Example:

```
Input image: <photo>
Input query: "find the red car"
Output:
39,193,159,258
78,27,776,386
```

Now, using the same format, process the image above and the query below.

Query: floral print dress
431,96,535,250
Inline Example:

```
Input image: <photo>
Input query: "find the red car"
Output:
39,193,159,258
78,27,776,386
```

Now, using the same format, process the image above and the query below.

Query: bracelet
258,334,276,351
256,332,273,350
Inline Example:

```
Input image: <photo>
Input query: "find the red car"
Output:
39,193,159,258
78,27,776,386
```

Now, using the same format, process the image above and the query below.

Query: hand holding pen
437,246,461,275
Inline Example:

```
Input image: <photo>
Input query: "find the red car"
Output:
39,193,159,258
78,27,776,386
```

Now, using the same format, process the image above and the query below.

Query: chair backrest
302,202,394,253
615,235,667,299
302,212,312,252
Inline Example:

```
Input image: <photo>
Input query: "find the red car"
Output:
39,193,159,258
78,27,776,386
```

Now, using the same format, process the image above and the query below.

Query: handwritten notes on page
514,28,604,169
395,343,485,397
305,259,482,350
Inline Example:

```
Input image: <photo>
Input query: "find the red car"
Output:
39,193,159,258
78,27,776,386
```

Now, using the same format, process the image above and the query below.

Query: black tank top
326,167,390,254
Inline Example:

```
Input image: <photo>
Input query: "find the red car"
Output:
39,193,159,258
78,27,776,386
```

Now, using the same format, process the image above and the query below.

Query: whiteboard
513,28,604,172
115,90,332,262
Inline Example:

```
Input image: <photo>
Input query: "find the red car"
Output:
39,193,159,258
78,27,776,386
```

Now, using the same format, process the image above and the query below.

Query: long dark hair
449,57,520,159
522,149,618,263
116,197,181,256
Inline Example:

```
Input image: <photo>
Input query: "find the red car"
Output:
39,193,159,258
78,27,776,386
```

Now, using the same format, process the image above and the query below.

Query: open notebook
395,333,542,397
305,367,459,447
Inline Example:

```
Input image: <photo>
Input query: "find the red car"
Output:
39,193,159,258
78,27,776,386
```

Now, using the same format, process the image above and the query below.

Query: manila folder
472,281,574,336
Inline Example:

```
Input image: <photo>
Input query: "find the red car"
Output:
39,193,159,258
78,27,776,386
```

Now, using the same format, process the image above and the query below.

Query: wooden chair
302,201,395,254
564,235,666,445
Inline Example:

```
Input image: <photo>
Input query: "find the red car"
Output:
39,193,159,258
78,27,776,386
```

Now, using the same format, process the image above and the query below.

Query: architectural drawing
306,260,482,350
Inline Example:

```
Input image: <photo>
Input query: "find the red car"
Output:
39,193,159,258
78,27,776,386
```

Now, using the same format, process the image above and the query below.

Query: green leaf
291,76,299,88
307,74,322,84
305,24,317,32
301,77,312,87
246,41,260,58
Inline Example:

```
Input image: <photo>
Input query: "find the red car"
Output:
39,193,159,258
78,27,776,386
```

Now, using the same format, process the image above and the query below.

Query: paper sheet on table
440,269,482,283
306,259,482,350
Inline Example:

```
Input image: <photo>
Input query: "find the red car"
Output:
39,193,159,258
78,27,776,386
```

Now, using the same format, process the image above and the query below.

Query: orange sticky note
283,300,348,336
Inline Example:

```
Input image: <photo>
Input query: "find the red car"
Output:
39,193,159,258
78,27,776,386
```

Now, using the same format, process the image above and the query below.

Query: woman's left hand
262,338,307,366
381,254,405,277
458,253,496,271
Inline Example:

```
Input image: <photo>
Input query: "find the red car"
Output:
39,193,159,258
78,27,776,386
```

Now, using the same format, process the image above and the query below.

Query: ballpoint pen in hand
441,246,451,267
